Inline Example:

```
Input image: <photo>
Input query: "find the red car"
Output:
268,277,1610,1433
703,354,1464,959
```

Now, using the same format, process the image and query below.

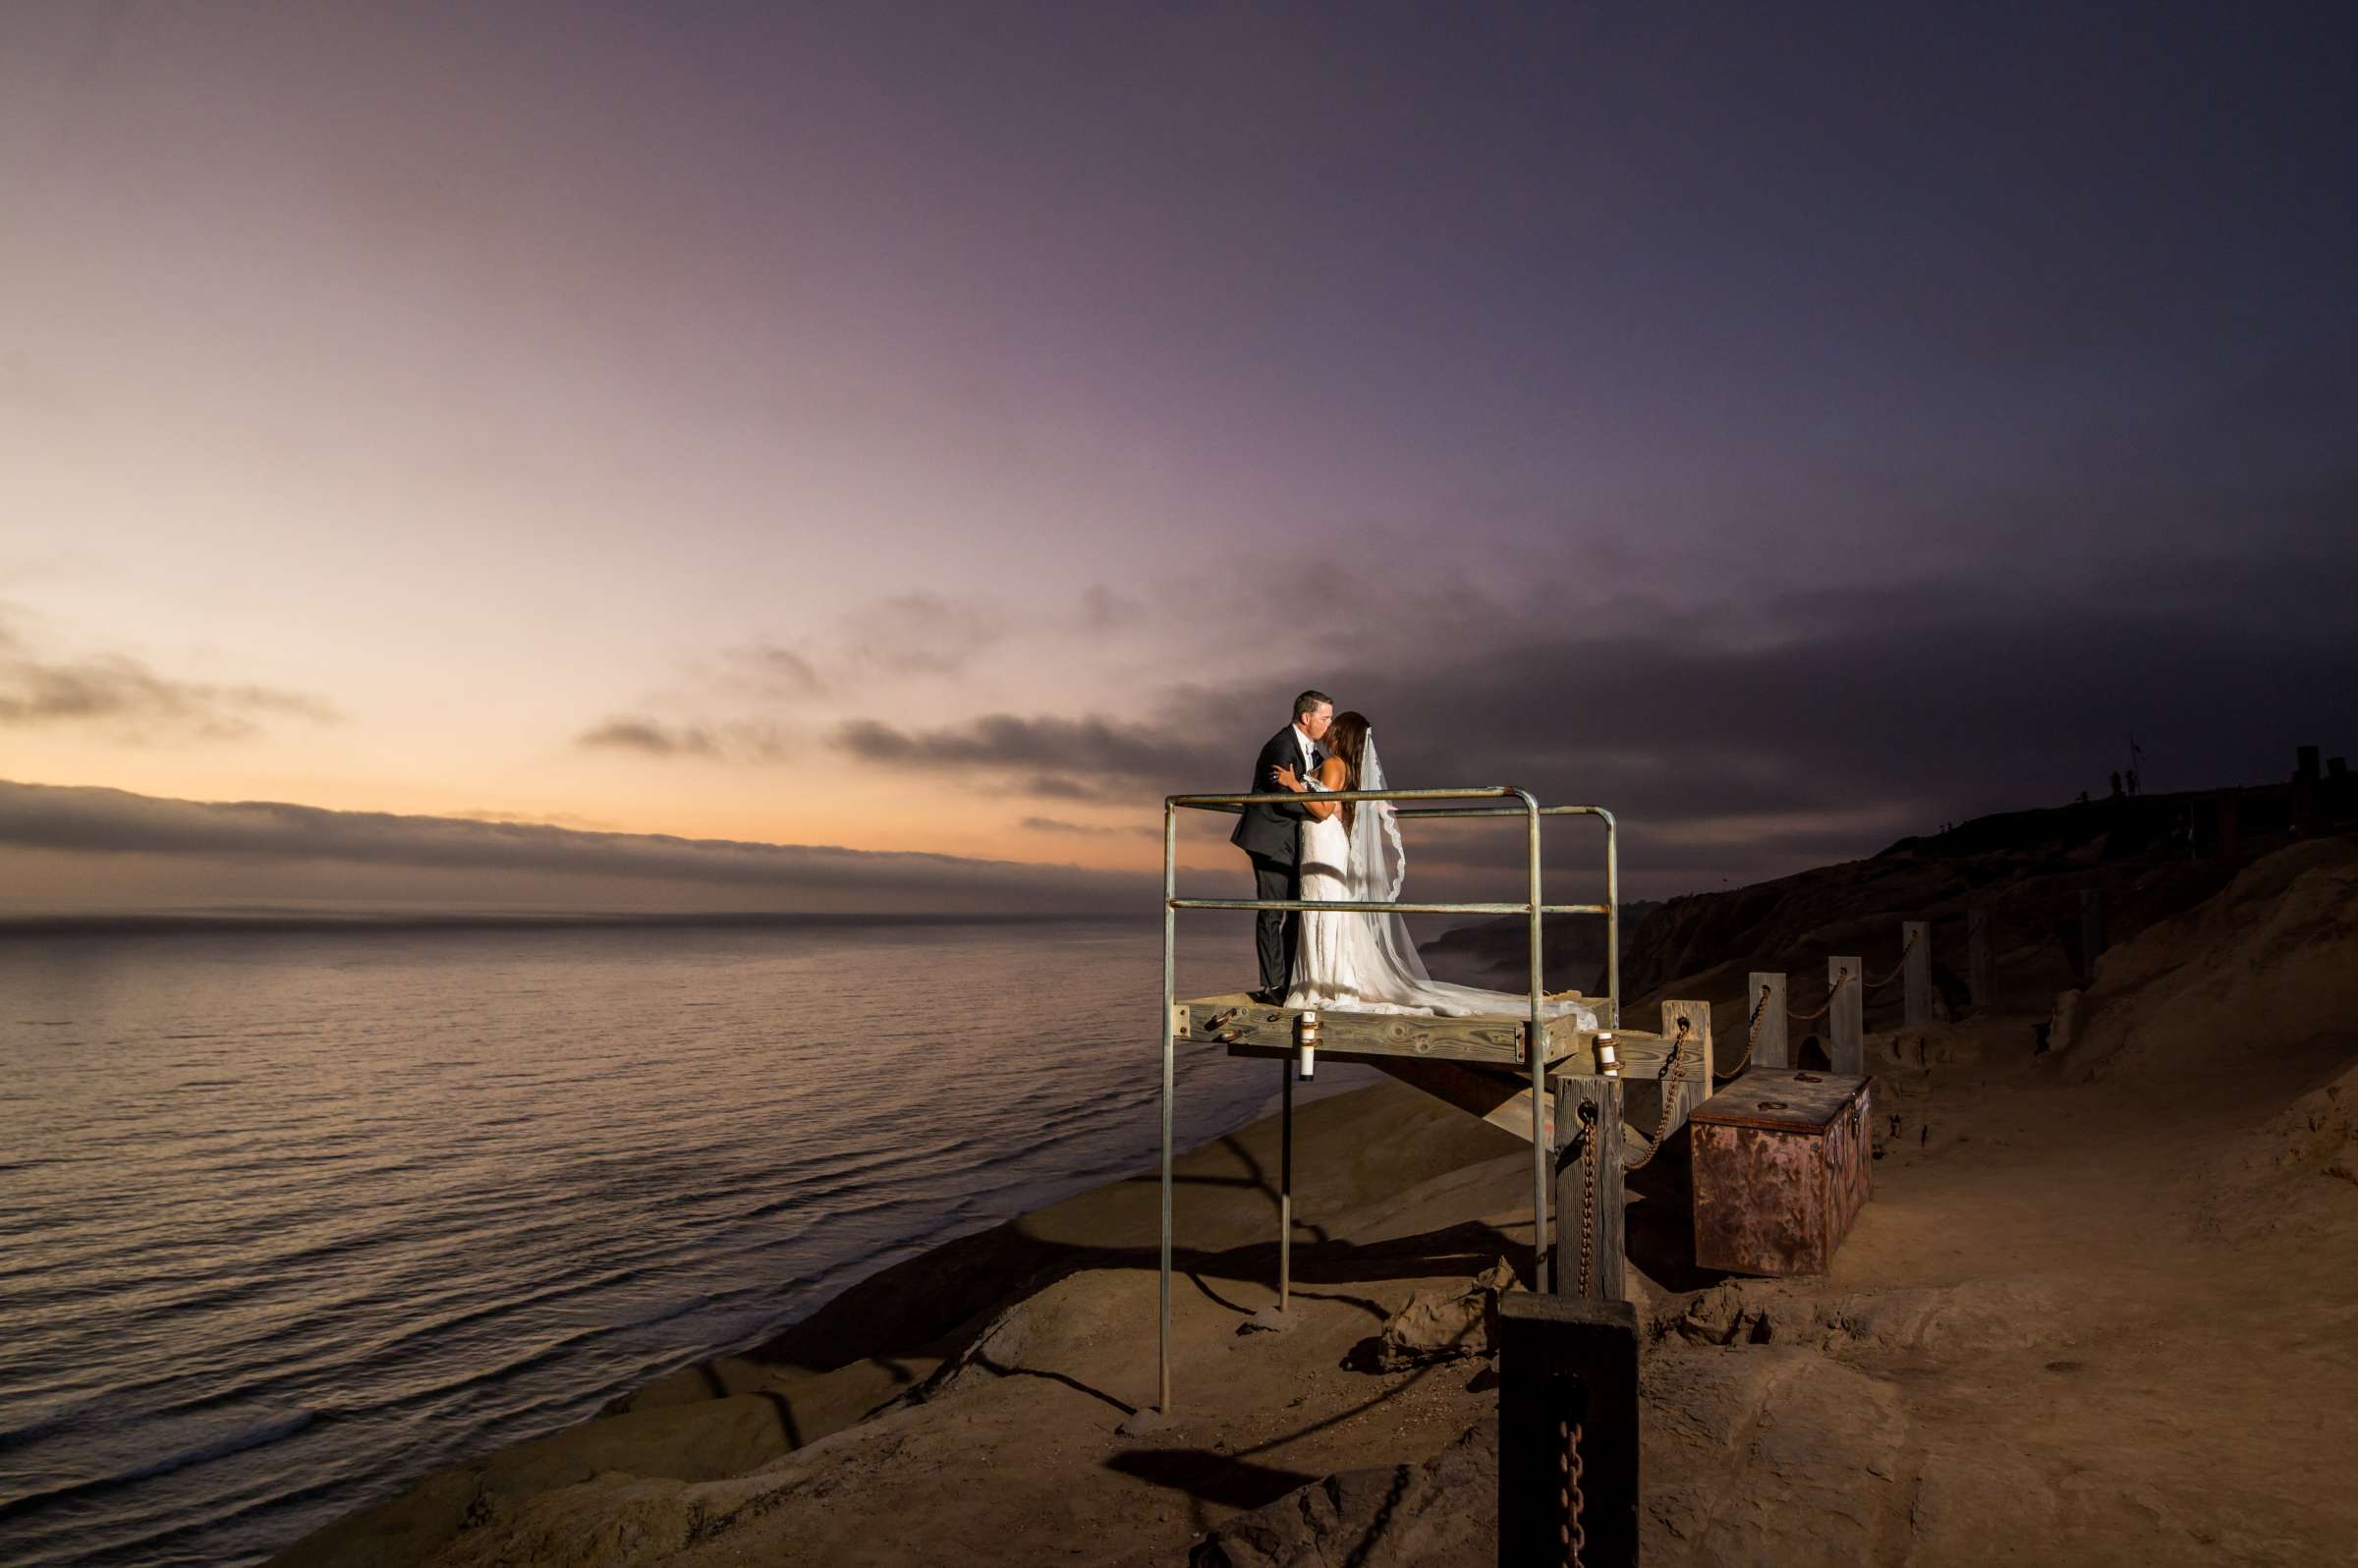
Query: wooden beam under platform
1175,993,1713,1148
1173,990,1574,1068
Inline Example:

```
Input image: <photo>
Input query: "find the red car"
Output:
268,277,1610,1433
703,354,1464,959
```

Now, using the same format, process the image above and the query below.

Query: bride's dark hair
1323,711,1372,829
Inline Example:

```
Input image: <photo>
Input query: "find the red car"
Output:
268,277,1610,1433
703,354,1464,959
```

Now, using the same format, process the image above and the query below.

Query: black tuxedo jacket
1230,725,1326,866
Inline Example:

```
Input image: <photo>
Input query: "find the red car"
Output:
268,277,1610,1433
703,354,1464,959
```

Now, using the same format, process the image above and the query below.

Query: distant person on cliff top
1232,691,1332,1003
1264,712,1598,1027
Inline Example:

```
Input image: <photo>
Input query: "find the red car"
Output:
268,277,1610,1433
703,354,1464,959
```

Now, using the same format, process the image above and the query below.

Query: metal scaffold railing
1156,785,1618,1416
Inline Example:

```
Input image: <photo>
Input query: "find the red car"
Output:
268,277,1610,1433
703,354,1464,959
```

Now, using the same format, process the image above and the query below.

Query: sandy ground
276,843,2358,1567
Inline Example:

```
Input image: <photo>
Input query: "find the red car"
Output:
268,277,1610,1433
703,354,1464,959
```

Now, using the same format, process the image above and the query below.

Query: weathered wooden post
2078,888,2106,981
1901,920,1932,1027
1554,1076,1625,1303
1966,909,1993,1013
1497,1293,1640,1568
1658,998,1712,1119
1829,955,1863,1077
1747,971,1788,1070
2215,793,2242,866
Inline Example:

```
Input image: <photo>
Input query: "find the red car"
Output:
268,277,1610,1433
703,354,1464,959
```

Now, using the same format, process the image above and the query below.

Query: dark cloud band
0,610,337,740
0,780,1146,911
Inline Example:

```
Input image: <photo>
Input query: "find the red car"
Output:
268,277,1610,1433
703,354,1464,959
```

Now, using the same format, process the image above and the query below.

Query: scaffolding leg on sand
1279,1060,1293,1314
1522,791,1548,1293
1158,807,1175,1416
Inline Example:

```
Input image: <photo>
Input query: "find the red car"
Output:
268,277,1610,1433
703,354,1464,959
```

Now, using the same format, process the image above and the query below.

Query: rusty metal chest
1689,1069,1872,1276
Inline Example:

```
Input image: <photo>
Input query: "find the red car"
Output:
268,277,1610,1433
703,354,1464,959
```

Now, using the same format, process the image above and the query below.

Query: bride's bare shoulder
1317,756,1349,786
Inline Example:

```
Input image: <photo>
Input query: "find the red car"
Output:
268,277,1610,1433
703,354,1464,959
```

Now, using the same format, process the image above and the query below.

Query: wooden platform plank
1233,1021,1710,1149
1175,991,1585,1067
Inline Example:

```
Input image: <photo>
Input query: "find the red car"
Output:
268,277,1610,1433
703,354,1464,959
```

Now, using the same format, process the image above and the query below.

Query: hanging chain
1788,966,1850,1022
1622,1019,1690,1171
1558,1416,1588,1567
1716,984,1771,1082
1576,1098,1598,1297
1865,926,1921,991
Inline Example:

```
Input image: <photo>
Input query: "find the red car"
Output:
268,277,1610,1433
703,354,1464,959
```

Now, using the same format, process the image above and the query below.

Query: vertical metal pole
1158,802,1176,1414
1520,790,1548,1294
1601,810,1620,1029
1278,1060,1292,1315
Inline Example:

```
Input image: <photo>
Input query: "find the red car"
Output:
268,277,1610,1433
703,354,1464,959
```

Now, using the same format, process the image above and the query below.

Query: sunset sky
3,3,2352,917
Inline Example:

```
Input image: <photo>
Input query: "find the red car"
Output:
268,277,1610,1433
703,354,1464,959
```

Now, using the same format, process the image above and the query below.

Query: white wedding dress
1282,733,1600,1028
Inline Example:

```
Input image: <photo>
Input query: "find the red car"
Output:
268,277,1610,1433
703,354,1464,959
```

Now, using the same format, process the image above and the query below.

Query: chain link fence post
1967,908,1993,1013
2079,888,2106,982
1553,1076,1624,1303
1901,920,1932,1027
1747,971,1787,1068
1717,984,1771,1083
1656,1000,1712,1114
1829,956,1863,1076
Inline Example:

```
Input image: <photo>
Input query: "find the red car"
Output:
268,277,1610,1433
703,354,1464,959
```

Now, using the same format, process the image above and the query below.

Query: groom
1231,690,1333,1003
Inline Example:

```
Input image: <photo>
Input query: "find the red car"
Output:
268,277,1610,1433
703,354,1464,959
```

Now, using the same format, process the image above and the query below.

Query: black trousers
1249,853,1300,994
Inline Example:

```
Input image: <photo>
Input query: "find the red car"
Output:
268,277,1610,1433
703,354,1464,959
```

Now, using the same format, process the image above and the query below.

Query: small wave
344,1325,621,1420
118,1409,317,1485
621,1291,714,1332
79,1464,365,1568
0,1396,94,1452
353,1260,661,1367
0,1409,317,1523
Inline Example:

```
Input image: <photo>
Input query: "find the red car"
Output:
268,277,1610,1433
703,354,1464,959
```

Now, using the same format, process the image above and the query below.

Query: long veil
1342,732,1438,994
1334,731,1597,1025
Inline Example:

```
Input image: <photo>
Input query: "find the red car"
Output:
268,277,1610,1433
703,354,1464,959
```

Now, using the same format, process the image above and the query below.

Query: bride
1270,712,1599,1026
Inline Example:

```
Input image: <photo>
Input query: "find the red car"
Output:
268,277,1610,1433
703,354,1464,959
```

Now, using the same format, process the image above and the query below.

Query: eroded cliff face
1425,790,2329,1040
2057,836,2358,1083
1417,903,1659,995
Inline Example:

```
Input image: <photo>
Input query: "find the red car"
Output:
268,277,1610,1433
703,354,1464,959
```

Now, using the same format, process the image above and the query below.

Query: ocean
0,917,1366,1567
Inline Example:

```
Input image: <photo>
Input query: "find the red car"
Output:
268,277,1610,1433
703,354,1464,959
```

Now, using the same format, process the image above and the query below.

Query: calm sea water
0,918,1360,1567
